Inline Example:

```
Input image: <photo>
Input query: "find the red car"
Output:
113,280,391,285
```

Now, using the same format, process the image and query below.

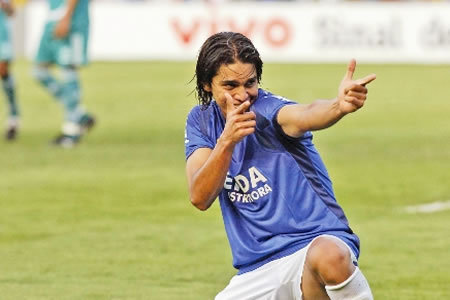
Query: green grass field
1,60,449,299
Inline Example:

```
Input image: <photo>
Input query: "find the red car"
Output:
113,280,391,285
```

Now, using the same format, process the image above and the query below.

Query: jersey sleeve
257,91,312,141
184,106,215,160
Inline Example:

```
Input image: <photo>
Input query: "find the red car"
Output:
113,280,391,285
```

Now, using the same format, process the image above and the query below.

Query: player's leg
33,22,64,98
52,29,94,147
51,65,95,147
301,236,373,300
0,60,19,140
0,16,19,140
60,65,84,123
66,28,95,134
51,65,87,146
33,62,89,147
32,63,64,100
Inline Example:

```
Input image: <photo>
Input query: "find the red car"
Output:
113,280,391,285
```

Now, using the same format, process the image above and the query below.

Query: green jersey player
33,0,95,147
0,0,19,141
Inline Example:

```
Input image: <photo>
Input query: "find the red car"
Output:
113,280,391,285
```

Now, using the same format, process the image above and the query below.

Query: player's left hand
338,59,376,114
54,17,71,39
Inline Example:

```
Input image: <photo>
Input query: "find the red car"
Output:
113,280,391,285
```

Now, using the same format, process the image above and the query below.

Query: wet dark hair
195,32,263,107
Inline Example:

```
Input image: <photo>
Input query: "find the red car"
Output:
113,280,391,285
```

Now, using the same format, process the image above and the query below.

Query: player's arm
186,145,232,211
186,94,256,211
54,0,79,39
278,59,376,138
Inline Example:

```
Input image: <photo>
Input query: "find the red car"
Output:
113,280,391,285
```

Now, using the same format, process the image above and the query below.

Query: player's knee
32,65,50,81
60,66,79,82
306,236,353,284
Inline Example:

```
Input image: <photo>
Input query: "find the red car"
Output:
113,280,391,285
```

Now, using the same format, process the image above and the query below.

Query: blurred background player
33,0,95,148
0,0,19,141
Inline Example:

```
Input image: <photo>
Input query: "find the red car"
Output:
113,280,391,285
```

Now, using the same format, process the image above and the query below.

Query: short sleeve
184,107,215,160
254,90,311,141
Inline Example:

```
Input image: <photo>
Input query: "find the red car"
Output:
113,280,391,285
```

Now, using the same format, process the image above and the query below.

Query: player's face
204,61,259,115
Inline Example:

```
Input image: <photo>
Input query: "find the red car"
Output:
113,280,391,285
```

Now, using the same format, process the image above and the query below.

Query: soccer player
0,0,19,140
33,0,94,147
185,32,376,300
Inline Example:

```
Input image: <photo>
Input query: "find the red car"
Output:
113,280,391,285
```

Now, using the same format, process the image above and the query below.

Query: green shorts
0,16,13,62
35,22,89,67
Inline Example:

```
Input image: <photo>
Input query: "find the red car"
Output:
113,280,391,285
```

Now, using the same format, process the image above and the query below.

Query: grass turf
0,60,449,299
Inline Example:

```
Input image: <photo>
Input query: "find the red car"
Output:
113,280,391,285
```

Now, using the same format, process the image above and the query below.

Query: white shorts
215,235,357,300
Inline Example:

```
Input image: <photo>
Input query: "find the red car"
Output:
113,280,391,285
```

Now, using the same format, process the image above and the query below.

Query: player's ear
203,83,212,92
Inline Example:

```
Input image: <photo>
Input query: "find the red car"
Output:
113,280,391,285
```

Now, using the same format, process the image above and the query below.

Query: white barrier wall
25,2,450,63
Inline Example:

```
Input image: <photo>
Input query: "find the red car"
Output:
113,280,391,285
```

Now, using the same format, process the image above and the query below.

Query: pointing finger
225,93,235,115
225,92,251,116
235,100,251,115
357,73,377,86
344,59,356,80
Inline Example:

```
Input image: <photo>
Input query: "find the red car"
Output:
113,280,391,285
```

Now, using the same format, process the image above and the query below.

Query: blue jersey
185,89,360,274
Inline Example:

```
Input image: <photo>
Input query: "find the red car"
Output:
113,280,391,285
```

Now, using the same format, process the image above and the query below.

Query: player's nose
234,87,249,103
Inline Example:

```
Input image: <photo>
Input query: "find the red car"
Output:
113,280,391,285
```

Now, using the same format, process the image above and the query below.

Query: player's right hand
53,17,71,39
220,92,256,146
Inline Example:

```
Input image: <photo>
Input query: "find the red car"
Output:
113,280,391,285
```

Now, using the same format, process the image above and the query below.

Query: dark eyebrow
220,80,239,86
220,76,257,86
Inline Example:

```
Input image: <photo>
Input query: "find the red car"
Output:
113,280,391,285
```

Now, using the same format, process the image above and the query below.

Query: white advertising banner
24,2,450,63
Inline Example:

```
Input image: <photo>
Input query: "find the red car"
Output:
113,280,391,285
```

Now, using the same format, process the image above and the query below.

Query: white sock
62,122,81,136
325,267,373,300
7,116,19,128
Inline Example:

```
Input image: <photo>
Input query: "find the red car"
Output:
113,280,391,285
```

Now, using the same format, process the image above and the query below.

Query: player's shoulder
186,102,220,128
253,89,297,117
187,103,213,119
186,105,202,127
256,88,296,105
187,104,202,117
